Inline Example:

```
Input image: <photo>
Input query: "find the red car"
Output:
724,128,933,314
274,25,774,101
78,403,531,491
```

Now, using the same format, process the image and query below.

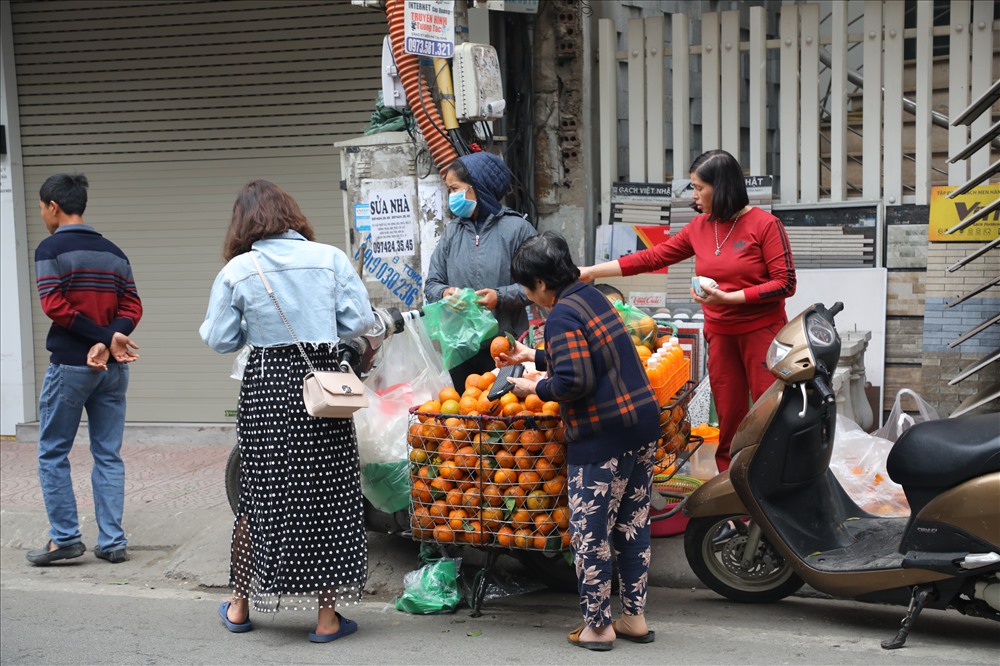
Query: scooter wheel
684,514,804,603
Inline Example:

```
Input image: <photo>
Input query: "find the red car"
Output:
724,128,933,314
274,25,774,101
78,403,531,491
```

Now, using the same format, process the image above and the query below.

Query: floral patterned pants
568,440,655,628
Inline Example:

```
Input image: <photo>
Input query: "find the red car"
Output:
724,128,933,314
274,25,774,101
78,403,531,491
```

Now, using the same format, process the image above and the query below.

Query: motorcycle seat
887,413,1000,489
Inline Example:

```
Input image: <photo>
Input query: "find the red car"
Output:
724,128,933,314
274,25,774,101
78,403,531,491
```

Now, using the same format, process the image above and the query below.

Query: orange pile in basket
408,382,569,552
653,400,690,477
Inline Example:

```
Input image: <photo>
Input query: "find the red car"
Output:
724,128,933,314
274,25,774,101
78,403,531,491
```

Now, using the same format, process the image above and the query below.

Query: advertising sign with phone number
367,188,416,258
404,0,454,58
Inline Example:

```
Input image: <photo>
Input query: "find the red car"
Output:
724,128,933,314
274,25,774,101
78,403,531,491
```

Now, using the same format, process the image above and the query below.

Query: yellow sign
928,185,1000,241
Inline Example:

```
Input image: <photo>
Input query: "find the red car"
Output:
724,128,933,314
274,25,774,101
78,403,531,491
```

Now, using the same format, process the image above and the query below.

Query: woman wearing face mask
424,152,537,390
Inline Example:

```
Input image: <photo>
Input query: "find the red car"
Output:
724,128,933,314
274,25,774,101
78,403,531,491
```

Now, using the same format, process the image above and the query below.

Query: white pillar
0,0,36,435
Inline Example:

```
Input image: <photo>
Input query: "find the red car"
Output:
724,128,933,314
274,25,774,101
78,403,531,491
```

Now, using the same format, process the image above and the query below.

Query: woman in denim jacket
200,180,374,643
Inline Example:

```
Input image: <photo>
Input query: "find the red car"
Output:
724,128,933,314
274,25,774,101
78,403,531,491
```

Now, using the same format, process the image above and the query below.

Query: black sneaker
26,540,86,566
94,547,130,564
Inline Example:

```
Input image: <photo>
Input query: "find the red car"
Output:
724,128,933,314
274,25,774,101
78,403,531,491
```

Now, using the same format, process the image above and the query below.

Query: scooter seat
887,413,1000,489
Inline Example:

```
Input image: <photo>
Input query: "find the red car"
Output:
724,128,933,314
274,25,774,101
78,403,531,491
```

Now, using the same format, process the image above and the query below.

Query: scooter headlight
766,340,791,369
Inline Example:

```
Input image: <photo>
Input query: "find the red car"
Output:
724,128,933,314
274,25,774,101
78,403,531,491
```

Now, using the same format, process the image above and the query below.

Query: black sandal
567,626,614,651
612,620,655,643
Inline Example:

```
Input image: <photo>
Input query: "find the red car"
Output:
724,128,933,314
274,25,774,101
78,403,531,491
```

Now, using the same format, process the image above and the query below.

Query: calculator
487,364,526,401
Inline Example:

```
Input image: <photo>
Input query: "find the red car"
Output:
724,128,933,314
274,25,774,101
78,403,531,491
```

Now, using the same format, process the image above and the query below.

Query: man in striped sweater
26,173,142,566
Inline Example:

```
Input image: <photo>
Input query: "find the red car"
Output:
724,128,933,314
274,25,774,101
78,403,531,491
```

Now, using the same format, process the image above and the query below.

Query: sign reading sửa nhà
929,185,1000,242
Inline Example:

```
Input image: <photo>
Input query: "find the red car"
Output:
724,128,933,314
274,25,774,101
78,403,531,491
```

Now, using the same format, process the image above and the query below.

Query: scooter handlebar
812,374,836,405
829,302,844,317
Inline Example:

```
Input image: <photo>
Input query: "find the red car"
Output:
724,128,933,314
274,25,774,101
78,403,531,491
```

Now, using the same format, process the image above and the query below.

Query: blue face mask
448,190,477,218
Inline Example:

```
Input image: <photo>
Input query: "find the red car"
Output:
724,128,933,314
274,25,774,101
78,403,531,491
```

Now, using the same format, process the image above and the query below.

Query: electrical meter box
336,132,449,311
452,42,505,121
381,36,408,109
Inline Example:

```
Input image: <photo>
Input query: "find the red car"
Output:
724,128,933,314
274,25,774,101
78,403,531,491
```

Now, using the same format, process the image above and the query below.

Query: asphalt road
2,440,998,664
1,546,997,666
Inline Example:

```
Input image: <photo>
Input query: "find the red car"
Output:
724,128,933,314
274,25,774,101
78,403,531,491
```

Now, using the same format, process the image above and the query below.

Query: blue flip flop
309,612,358,643
218,601,253,633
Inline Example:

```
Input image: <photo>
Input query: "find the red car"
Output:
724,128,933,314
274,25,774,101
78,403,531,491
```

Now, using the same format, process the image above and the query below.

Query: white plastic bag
831,415,909,516
873,389,939,443
230,345,251,381
355,319,450,466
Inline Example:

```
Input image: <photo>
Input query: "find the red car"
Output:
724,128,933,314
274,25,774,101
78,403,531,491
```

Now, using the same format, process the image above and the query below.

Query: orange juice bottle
660,353,672,403
662,342,674,379
646,357,661,385
669,339,684,365
646,357,663,404
658,340,671,371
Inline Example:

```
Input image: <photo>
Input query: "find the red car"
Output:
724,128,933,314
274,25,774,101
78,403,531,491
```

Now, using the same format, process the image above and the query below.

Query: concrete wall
920,243,999,416
877,210,997,419
530,0,589,260
0,0,36,436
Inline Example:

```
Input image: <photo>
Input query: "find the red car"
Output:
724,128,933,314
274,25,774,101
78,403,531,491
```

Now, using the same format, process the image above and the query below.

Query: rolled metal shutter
12,0,385,422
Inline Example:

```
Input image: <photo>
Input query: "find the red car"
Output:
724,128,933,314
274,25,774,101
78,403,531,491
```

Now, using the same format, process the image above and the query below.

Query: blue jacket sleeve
199,270,246,354
333,249,375,341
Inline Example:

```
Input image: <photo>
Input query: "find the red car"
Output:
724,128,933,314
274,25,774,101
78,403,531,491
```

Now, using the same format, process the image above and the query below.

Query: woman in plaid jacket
499,232,660,652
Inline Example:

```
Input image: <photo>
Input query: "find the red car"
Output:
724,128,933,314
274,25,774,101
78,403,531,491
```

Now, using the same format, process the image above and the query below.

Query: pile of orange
408,384,570,552
621,313,661,355
652,400,690,477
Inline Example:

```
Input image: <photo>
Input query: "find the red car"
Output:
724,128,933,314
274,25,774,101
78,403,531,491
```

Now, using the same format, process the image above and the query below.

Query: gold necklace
714,207,747,256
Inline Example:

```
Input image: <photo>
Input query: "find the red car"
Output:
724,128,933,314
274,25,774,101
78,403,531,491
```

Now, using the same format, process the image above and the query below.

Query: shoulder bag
250,251,368,418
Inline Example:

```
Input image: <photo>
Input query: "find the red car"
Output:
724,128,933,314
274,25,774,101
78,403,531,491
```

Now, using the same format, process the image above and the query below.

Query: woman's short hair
511,231,580,291
223,179,315,260
689,149,749,222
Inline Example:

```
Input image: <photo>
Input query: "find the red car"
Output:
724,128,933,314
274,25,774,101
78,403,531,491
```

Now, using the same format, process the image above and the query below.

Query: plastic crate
406,407,568,552
662,356,690,403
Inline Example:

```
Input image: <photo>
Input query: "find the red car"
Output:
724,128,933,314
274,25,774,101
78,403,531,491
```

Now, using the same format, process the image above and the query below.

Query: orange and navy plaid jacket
533,281,659,464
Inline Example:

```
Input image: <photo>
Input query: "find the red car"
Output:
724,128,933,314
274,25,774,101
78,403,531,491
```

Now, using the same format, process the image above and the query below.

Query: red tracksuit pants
704,320,786,471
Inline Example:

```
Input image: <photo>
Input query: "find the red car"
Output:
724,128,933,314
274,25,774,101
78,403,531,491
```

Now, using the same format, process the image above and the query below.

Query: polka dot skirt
232,344,368,613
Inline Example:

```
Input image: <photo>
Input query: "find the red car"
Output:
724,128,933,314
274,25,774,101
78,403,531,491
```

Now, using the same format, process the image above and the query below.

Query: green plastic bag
422,289,499,369
394,559,462,614
363,91,415,135
613,301,658,350
361,461,410,513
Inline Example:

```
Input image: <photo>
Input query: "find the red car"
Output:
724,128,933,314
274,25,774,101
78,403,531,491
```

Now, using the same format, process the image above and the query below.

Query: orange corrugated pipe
386,0,458,173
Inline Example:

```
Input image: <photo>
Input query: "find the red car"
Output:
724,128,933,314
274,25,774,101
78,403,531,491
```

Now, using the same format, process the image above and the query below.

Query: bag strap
249,250,318,374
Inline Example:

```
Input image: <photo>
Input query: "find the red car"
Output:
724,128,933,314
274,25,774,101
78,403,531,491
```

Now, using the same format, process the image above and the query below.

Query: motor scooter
682,302,1000,649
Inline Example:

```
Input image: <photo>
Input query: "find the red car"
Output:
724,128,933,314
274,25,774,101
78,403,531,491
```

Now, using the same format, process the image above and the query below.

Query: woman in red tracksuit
580,150,796,472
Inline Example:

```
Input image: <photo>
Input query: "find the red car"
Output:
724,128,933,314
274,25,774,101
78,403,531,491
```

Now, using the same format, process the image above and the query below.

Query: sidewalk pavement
0,436,700,596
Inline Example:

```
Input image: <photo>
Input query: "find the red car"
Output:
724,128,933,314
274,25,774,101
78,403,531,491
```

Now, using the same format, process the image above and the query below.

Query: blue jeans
568,440,655,628
37,363,129,551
